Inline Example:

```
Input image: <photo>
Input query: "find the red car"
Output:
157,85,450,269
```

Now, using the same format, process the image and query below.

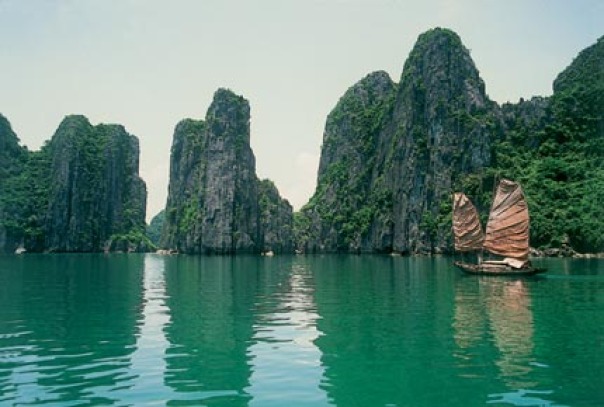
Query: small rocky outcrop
258,179,294,253
161,88,294,254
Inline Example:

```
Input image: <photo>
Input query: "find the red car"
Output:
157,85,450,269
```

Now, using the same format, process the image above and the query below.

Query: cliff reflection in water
0,254,144,405
161,256,258,406
160,255,328,406
2,255,602,406
311,256,458,407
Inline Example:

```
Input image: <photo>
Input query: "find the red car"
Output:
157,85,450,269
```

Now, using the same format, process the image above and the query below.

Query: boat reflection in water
485,279,536,387
453,275,562,406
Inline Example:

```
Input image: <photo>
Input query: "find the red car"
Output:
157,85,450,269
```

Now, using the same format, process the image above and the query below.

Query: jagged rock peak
52,114,91,136
206,88,251,145
335,71,394,104
324,71,395,131
400,27,486,107
404,27,468,67
57,114,91,127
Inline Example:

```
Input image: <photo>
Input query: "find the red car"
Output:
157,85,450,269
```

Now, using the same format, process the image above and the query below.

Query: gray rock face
501,97,549,149
298,28,500,253
162,88,294,254
202,89,258,252
44,115,147,252
380,28,498,254
297,71,397,252
0,113,147,253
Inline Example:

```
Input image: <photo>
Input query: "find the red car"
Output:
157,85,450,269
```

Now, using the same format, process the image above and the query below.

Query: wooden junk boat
452,179,546,276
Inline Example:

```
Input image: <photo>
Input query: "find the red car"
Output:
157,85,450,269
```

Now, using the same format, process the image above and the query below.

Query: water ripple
1,255,603,405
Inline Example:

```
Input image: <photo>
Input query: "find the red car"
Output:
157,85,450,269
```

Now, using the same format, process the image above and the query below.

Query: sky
0,0,601,222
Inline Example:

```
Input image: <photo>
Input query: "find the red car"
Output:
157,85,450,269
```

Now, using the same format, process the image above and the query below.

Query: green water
0,254,602,406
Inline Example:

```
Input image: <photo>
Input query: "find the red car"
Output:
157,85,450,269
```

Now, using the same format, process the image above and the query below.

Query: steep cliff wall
0,113,147,253
299,29,604,254
0,114,24,168
298,28,499,253
379,28,499,254
44,116,147,252
296,71,397,252
162,88,294,254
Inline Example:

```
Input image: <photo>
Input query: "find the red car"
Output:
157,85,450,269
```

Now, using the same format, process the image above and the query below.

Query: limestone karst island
2,28,603,256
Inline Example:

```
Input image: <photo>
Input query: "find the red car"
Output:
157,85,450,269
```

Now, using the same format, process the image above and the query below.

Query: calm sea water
0,254,602,406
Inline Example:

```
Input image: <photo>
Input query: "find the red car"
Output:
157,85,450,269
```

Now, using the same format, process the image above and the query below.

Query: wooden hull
454,261,546,276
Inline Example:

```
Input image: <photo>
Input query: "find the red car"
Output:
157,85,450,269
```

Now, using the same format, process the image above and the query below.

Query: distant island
2,27,603,255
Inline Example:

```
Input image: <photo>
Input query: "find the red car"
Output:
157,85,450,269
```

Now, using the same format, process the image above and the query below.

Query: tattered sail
452,193,484,252
483,179,530,260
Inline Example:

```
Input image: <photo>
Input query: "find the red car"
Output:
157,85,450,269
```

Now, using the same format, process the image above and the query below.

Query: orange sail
483,179,530,260
452,193,484,252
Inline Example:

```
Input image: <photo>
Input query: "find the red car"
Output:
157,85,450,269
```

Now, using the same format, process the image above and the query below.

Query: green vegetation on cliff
490,35,604,252
297,71,397,252
296,28,604,254
0,116,51,251
297,28,495,254
0,114,148,253
147,210,165,247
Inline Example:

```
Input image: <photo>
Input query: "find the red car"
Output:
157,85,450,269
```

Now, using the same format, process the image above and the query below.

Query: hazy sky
0,1,601,221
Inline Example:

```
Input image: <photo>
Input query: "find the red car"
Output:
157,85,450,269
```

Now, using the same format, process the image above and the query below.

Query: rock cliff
298,29,604,254
296,71,397,252
161,88,294,254
147,210,165,247
298,28,499,253
258,179,294,253
381,28,499,254
44,116,147,252
0,114,148,253
0,114,27,253
0,114,25,167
